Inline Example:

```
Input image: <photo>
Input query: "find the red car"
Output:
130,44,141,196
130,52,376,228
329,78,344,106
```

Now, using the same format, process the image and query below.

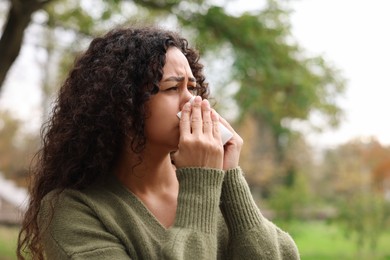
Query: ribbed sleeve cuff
174,167,224,233
220,167,263,235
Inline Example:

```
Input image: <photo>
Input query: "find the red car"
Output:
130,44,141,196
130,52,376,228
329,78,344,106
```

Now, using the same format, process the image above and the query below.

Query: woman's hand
217,114,243,171
172,96,224,169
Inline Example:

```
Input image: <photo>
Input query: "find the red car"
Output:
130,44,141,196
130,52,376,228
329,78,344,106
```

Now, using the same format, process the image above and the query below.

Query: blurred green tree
322,139,390,254
177,1,345,194
336,193,390,255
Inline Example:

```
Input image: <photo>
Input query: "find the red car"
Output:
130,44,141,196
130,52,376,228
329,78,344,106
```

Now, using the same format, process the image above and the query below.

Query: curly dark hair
17,25,209,259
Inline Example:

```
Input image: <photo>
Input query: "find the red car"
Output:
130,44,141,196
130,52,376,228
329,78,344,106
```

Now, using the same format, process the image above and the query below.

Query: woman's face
144,47,197,152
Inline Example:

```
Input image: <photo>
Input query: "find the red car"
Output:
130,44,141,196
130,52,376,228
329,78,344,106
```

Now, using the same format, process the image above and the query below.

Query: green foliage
317,139,390,256
334,192,390,254
268,171,310,223
176,2,346,195
45,0,123,35
180,1,345,139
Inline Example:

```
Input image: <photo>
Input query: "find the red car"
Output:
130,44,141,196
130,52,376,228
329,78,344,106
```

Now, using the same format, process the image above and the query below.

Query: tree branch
0,0,53,93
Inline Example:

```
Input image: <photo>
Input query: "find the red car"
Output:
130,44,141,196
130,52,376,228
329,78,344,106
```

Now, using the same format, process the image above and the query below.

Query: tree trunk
0,0,51,93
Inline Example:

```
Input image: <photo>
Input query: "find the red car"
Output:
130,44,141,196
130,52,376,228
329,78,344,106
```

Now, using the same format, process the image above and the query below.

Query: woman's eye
163,86,198,94
188,86,198,94
166,87,179,92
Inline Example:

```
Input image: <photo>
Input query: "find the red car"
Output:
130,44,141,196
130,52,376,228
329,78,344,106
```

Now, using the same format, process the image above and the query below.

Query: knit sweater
39,167,300,259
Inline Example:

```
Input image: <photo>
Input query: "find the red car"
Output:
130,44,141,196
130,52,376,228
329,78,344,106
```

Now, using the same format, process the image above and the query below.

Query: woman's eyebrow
163,76,196,83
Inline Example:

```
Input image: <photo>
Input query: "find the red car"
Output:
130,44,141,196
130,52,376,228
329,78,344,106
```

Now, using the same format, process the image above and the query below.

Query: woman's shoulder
39,186,104,229
40,175,133,217
38,178,133,258
38,175,138,243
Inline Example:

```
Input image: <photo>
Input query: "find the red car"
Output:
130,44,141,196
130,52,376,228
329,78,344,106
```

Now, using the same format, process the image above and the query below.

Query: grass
0,225,19,260
288,221,390,260
1,221,390,259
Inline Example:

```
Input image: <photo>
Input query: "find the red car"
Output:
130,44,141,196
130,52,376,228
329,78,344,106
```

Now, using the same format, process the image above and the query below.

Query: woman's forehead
163,48,193,78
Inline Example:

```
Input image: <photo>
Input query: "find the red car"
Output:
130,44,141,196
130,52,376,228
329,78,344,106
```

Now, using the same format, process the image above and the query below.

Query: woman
17,25,299,259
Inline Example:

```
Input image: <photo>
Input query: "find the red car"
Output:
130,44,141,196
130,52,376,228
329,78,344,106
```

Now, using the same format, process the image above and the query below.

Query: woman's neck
113,146,178,195
113,145,179,228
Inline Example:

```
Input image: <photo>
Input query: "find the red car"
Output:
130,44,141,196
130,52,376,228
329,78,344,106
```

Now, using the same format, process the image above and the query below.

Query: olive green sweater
39,167,299,259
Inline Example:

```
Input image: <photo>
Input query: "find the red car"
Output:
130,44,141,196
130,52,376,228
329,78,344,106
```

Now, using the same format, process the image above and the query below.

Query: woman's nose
180,91,195,109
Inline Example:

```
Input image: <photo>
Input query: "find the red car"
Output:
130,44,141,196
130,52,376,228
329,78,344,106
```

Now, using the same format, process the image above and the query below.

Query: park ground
1,221,390,260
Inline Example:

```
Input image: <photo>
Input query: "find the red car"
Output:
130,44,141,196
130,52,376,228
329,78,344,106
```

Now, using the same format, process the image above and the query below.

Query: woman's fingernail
194,96,202,103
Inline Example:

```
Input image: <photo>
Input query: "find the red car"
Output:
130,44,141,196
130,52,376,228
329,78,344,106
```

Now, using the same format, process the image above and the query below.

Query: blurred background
1,0,389,259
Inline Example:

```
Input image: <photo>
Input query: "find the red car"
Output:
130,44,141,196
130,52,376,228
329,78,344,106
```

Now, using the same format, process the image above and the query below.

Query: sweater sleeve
220,167,300,260
162,167,225,259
